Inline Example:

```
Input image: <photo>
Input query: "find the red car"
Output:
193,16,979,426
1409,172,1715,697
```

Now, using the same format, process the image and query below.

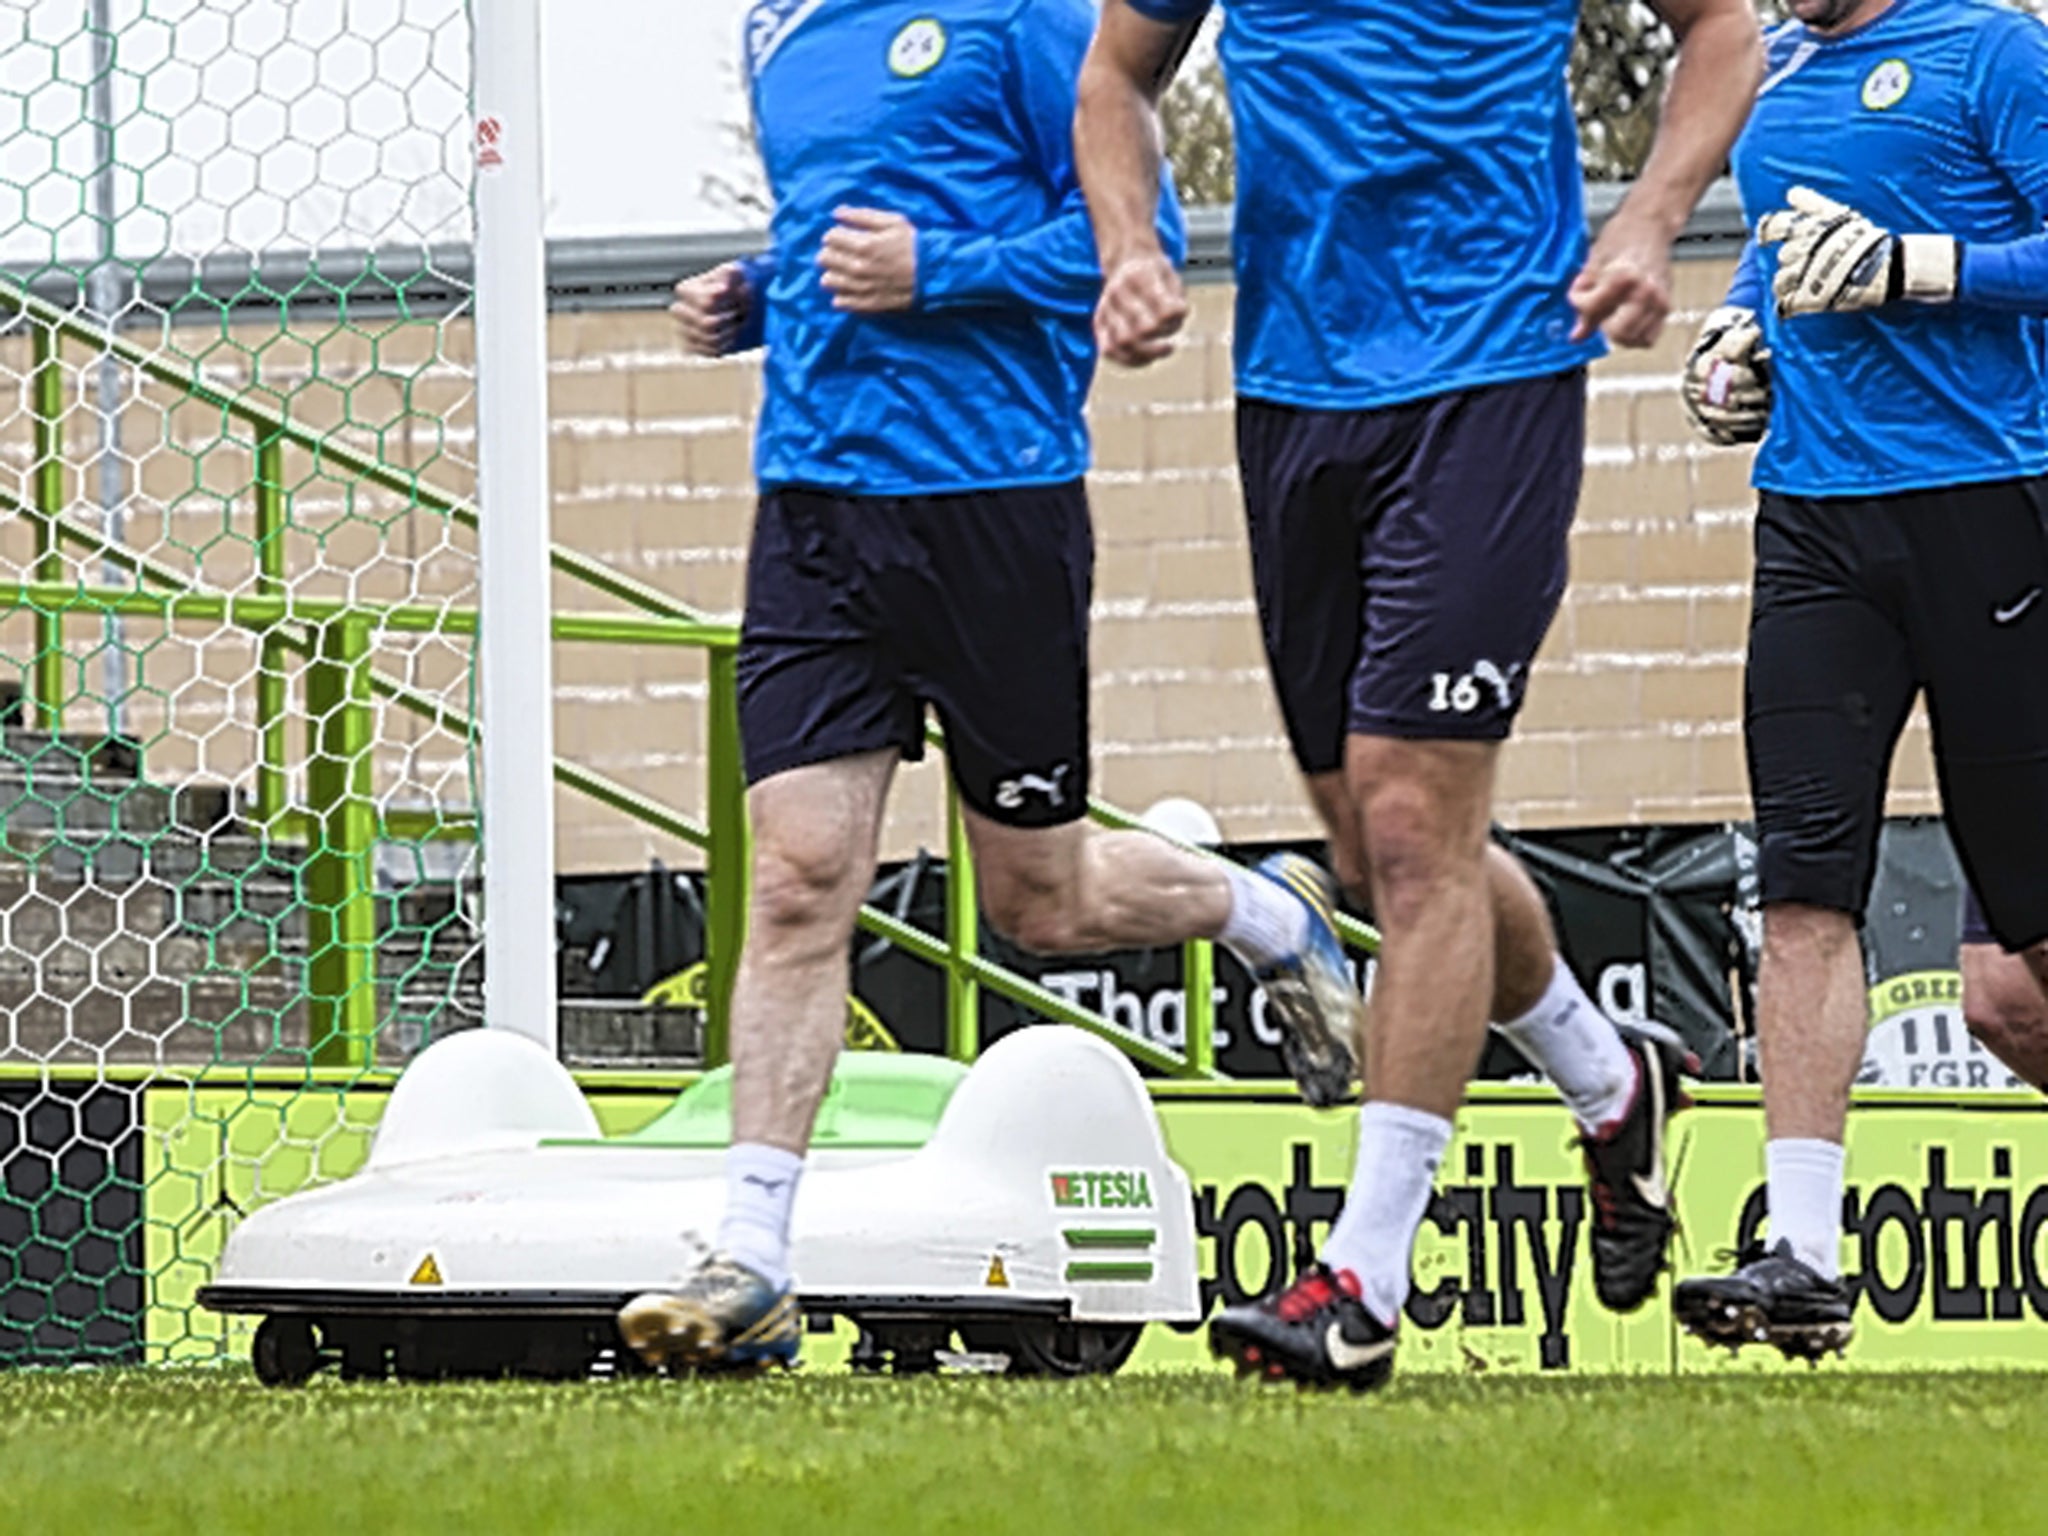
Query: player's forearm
1074,15,1177,272
920,190,1186,317
1960,234,2048,313
918,207,1101,317
1627,0,1763,238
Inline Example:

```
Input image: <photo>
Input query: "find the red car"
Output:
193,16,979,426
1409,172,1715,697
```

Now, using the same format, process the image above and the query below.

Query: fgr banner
1131,1088,2048,1375
135,1081,2048,1374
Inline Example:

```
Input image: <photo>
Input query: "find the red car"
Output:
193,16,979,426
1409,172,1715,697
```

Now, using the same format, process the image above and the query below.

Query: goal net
1,0,481,1364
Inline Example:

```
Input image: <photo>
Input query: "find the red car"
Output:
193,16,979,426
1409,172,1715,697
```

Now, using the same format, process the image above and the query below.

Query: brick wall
2,256,1942,874
1552,260,1936,831
542,256,1939,869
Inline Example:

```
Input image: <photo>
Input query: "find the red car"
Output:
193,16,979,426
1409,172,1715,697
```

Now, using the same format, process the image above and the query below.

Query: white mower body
203,1025,1200,1381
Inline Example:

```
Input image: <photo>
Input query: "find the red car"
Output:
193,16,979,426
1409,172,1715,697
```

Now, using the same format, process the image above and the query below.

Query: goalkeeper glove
1757,186,1958,316
1681,305,1771,446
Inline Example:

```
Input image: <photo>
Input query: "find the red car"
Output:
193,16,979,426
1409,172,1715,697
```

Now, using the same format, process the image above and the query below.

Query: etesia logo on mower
1049,1169,1155,1210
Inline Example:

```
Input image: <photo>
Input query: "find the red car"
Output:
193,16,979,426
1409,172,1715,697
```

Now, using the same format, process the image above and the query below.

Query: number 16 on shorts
1428,660,1525,717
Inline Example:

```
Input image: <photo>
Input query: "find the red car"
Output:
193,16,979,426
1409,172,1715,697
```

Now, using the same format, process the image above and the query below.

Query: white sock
1319,1101,1453,1328
716,1142,804,1290
1766,1138,1845,1280
1217,863,1311,968
1495,956,1636,1131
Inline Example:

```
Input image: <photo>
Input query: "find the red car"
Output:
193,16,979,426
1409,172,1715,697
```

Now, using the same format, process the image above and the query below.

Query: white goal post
472,0,559,1053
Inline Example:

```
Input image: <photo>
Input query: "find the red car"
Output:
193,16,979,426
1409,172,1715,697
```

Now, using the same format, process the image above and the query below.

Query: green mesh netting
1,0,479,1364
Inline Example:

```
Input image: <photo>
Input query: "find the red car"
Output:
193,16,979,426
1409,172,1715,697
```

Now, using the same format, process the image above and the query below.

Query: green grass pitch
1,1368,2037,1535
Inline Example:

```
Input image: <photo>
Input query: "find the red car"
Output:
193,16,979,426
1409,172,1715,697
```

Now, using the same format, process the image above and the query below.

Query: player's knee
997,912,1076,957
1962,946,2048,1052
749,835,866,942
1761,902,1858,966
2023,937,2048,997
1355,779,1479,920
1962,994,2025,1059
1962,999,2047,1076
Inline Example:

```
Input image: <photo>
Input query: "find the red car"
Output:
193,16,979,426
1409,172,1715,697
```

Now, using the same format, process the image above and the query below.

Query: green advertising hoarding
144,1081,2048,1374
1134,1088,2048,1374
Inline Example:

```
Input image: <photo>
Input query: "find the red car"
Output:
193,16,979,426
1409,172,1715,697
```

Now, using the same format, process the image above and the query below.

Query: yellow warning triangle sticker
985,1254,1010,1289
409,1253,444,1286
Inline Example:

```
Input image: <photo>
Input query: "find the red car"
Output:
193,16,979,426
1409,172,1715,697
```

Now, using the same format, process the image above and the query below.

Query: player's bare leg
965,814,1231,953
620,751,895,1373
1675,902,1856,1358
1313,772,1543,991
965,812,1364,1102
1343,737,1499,1119
1485,849,1565,1019
1306,763,1690,1309
1311,771,1629,1077
1756,904,1863,1146
2021,941,2048,1000
1965,940,2048,1090
1210,737,1491,1389
727,752,898,1152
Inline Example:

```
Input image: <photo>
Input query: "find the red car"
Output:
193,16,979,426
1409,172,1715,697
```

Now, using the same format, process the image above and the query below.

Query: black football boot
1209,1263,1396,1392
1580,1022,1699,1312
1673,1238,1855,1361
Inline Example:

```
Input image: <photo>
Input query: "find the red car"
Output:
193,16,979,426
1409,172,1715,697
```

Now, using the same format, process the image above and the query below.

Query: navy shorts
1961,884,1996,948
1236,368,1585,771
1746,477,2048,951
737,483,1091,828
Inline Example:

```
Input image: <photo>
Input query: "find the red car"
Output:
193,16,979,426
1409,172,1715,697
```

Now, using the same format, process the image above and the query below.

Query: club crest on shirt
1861,57,1912,111
889,17,947,78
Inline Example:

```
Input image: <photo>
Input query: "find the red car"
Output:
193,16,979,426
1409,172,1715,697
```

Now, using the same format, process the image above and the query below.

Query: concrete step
0,990,699,1069
0,861,473,967
2,777,176,841
558,1000,704,1068
0,874,177,944
0,972,307,1065
0,815,699,1067
0,729,144,782
1,719,241,852
0,829,303,886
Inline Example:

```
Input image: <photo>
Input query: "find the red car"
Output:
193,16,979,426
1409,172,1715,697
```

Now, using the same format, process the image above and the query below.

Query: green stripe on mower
1062,1229,1157,1249
1064,1261,1156,1283
544,1053,968,1150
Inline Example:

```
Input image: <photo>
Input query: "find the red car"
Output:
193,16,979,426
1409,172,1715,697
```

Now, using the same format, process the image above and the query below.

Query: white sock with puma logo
1320,1101,1452,1329
718,1141,804,1290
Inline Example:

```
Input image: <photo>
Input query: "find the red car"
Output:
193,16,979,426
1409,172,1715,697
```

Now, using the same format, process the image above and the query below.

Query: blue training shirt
1123,0,1603,409
1732,0,2048,497
739,0,1184,495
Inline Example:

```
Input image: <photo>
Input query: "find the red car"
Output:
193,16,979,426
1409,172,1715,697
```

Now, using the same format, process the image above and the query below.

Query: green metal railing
1,276,1379,1082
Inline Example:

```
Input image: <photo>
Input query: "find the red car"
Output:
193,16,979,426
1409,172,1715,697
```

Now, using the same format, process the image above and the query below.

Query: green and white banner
1139,1089,2048,1374
139,1081,2048,1374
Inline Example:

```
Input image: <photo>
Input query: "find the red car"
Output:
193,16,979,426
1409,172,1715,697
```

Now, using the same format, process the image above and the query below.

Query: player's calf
1962,941,2048,1091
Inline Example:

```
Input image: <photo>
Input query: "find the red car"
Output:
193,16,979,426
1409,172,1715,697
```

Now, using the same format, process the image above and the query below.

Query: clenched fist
818,207,919,314
671,263,755,357
1095,250,1187,367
